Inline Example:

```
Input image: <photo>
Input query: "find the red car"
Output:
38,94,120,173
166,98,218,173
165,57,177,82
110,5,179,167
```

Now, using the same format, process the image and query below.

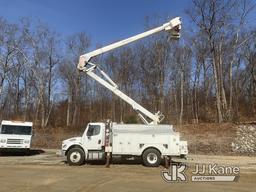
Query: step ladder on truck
59,17,188,167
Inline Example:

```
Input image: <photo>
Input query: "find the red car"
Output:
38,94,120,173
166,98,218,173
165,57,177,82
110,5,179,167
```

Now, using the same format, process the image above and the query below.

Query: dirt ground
0,149,255,192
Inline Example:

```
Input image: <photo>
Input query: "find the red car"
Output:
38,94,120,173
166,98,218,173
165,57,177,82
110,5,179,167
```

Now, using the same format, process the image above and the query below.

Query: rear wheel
67,147,85,166
142,148,161,167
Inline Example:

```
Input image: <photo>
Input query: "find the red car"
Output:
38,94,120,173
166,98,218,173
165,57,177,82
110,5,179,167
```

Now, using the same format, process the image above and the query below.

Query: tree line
0,0,255,129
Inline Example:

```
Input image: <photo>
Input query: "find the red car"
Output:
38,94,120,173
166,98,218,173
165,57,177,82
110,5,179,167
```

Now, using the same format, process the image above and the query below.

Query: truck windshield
1,125,32,135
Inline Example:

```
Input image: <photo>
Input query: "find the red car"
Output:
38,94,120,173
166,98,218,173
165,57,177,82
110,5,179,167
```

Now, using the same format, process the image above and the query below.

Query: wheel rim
147,152,158,164
70,151,81,163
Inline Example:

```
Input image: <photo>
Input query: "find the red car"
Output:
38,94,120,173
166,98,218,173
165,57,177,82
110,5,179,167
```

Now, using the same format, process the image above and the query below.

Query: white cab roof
1,120,33,127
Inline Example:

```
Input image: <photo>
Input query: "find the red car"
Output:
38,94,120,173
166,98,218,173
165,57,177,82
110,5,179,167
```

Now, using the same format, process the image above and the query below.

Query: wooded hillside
0,0,255,129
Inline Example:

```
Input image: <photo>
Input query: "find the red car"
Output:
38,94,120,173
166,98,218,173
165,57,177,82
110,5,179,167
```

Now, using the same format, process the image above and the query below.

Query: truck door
84,124,103,150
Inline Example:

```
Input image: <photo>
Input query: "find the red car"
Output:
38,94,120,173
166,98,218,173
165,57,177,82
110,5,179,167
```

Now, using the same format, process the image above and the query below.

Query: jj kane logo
161,164,187,182
161,163,240,182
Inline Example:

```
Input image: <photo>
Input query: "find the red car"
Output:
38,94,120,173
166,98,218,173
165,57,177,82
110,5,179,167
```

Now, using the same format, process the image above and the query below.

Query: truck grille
7,139,23,144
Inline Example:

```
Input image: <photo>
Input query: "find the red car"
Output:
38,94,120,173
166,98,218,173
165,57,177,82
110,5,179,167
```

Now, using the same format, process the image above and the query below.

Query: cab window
86,125,100,136
1,125,32,135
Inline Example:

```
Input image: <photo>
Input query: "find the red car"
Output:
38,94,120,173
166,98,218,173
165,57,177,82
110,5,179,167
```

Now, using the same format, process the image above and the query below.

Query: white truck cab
61,121,188,167
0,120,33,152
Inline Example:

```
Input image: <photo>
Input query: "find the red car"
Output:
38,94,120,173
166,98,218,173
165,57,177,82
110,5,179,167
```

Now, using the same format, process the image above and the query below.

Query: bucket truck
59,17,188,167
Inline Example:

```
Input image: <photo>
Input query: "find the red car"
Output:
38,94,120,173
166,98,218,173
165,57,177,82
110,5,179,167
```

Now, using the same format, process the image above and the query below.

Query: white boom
78,17,181,125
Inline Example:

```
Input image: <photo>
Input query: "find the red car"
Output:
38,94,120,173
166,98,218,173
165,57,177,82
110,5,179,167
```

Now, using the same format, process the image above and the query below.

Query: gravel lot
0,149,255,192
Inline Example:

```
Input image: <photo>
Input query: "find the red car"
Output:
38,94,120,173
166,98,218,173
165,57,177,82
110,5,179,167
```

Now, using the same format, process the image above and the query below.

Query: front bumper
56,150,66,157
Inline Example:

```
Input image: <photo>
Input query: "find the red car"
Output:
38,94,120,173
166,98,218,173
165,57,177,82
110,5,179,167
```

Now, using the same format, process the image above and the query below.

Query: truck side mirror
87,131,92,137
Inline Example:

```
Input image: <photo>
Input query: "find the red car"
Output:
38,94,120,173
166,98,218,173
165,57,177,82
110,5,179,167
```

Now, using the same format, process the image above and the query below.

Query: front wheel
67,147,85,166
142,148,161,167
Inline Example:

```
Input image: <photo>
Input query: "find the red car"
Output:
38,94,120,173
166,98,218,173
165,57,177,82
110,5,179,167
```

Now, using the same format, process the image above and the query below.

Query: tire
24,149,30,156
142,148,161,167
67,147,85,166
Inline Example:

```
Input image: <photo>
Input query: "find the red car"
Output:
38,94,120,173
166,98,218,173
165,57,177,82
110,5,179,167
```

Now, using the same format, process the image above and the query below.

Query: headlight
0,139,6,143
24,140,30,144
62,144,67,149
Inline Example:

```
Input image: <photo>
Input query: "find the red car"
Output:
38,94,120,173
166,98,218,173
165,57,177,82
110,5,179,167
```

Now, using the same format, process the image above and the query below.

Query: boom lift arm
78,17,181,125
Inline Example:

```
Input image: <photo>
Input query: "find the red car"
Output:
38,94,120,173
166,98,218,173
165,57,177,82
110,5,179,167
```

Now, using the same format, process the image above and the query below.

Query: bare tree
187,0,255,122
60,32,90,127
